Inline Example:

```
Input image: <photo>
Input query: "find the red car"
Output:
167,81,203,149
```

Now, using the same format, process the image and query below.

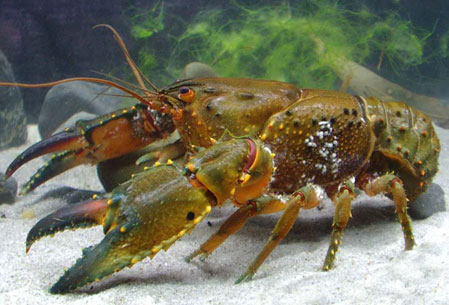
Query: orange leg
236,184,319,283
186,195,286,262
322,181,356,271
361,173,415,250
136,140,186,166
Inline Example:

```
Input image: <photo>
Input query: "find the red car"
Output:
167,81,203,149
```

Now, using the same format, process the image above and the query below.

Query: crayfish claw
46,165,214,293
8,104,174,194
6,128,82,179
20,150,85,194
26,198,108,253
49,224,137,294
26,138,274,292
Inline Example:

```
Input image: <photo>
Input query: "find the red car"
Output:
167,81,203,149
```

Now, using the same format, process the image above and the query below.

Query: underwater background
1,0,448,123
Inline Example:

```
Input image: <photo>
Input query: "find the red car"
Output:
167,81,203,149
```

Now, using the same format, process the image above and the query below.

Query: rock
97,149,149,192
52,112,97,134
409,183,446,219
0,2,135,122
180,62,217,79
0,172,17,204
22,209,36,220
0,50,27,149
38,81,136,139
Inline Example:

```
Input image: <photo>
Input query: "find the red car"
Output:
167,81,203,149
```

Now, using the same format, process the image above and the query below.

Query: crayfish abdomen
363,97,440,200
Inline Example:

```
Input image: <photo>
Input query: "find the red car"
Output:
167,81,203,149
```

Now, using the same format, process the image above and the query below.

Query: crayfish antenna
0,77,150,106
92,24,159,93
26,198,108,253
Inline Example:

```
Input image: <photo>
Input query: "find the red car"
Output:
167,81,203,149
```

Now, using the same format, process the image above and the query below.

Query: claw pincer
26,138,273,293
6,104,174,194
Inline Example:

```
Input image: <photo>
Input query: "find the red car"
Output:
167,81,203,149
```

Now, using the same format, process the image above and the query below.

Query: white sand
1,125,448,305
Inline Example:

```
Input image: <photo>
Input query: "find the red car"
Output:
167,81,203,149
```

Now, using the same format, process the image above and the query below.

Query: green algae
129,1,430,89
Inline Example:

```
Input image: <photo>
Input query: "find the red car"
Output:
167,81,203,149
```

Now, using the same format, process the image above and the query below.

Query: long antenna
92,24,160,93
0,77,151,106
92,70,156,95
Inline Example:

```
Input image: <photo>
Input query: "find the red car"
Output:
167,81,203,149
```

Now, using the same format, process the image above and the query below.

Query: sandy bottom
1,125,448,305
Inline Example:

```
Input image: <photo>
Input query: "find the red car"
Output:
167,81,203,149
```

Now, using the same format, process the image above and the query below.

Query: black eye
186,212,195,221
180,87,190,94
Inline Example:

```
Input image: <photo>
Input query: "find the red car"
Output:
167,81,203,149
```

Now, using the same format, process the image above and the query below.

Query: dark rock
0,1,135,122
0,50,27,149
409,183,446,219
97,148,150,192
0,172,18,204
38,81,135,139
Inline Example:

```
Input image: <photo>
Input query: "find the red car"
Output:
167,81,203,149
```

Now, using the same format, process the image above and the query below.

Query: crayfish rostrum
0,25,441,293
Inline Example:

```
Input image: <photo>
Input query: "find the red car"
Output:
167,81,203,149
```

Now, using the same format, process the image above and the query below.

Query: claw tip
4,169,12,179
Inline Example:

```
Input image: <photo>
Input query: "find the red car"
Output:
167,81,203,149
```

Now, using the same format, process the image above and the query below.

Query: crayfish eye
178,86,195,103
186,211,195,221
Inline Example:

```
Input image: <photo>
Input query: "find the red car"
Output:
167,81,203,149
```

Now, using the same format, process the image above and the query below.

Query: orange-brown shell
161,79,439,199
262,89,376,193
161,77,301,147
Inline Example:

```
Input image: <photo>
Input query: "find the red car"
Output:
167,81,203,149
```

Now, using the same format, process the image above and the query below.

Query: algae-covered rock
0,50,27,149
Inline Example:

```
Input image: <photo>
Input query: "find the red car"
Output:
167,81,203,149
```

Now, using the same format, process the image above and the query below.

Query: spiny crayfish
0,25,440,293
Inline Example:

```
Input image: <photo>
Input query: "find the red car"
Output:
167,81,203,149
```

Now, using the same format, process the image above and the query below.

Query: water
1,0,448,122
0,0,449,303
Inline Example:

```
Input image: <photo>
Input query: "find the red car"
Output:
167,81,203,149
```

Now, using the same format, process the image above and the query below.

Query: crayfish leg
236,185,319,284
361,173,416,250
26,198,108,253
186,195,285,262
322,181,356,271
135,140,186,166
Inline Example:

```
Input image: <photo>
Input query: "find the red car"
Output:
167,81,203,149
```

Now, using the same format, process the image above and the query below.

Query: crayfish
0,25,440,293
